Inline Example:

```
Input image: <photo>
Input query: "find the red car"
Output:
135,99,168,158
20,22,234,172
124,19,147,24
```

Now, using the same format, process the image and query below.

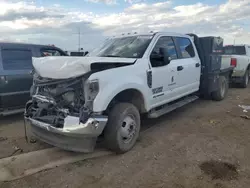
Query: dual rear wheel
211,75,228,101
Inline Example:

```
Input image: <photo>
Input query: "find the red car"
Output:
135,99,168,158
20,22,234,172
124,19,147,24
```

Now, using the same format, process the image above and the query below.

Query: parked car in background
66,51,89,56
0,42,67,116
221,45,250,88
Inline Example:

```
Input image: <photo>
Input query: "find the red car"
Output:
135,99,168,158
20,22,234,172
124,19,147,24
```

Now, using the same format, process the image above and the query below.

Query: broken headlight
84,79,99,109
85,79,99,100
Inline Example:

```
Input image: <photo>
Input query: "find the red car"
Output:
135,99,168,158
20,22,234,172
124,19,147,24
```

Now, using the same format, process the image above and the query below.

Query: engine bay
25,74,91,128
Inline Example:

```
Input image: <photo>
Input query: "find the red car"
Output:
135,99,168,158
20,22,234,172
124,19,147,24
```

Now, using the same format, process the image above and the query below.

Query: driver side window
150,36,177,67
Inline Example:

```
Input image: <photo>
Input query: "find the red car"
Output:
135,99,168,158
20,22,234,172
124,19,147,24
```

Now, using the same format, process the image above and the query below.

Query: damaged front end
24,73,107,153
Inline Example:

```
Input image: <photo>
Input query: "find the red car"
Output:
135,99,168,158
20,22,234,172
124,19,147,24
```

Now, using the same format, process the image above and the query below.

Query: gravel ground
1,87,250,188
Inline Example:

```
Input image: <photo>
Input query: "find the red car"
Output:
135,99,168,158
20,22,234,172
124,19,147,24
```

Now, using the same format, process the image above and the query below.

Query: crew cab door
173,37,201,95
148,36,179,108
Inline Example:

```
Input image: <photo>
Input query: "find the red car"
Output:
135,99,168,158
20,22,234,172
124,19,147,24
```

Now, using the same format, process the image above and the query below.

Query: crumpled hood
32,56,136,79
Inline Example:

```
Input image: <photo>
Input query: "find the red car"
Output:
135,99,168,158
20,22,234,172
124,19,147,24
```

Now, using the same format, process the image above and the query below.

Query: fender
232,56,250,77
93,81,149,112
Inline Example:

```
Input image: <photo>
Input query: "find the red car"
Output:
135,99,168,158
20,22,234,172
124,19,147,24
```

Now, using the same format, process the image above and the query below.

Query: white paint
87,32,201,112
32,56,136,79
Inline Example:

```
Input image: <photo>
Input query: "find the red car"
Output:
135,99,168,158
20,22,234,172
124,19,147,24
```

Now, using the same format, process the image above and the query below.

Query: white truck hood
32,56,136,79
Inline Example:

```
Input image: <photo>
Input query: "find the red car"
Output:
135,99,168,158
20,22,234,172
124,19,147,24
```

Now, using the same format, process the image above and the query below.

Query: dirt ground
0,114,50,159
1,87,250,188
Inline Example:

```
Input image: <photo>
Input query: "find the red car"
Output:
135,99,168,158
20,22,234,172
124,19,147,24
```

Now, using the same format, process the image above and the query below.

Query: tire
240,69,249,88
104,103,140,154
211,76,228,101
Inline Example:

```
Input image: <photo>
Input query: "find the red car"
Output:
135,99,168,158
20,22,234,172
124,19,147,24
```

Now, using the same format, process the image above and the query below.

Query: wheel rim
221,80,226,97
120,114,137,144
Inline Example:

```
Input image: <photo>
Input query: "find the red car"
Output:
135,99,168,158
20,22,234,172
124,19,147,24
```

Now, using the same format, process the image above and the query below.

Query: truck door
148,36,179,108
0,47,33,110
173,37,201,95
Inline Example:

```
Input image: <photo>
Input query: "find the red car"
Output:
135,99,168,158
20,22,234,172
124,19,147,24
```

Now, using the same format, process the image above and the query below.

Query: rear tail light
231,58,237,67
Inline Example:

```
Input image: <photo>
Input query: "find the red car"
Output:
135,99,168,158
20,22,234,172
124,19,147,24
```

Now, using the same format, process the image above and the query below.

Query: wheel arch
105,88,147,114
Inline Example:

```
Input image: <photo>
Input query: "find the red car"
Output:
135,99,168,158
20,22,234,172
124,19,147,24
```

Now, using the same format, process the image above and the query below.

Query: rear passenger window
175,37,195,58
1,49,32,70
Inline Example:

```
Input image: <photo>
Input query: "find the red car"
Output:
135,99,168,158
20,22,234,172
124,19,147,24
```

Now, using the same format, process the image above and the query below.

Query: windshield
87,35,153,58
223,46,246,55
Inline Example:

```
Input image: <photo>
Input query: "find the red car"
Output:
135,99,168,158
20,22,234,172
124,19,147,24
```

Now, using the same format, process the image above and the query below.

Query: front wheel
211,76,228,101
104,103,140,154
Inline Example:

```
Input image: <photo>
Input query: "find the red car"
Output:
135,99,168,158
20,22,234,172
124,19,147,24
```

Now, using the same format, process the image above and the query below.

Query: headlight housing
84,79,99,109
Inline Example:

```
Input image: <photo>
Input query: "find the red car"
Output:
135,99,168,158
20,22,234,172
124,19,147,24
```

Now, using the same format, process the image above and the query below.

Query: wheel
240,69,249,88
104,103,140,154
211,76,228,101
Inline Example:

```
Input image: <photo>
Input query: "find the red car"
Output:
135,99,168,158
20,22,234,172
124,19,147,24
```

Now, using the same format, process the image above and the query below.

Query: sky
0,0,249,51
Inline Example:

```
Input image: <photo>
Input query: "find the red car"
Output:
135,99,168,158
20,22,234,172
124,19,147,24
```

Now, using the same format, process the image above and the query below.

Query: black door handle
196,63,200,67
177,66,183,71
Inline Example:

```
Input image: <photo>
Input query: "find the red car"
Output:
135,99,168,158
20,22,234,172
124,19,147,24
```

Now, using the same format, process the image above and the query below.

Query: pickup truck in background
221,45,250,88
0,42,68,116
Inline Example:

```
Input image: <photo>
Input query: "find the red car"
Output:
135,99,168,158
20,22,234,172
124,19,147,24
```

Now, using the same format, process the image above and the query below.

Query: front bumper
25,115,108,152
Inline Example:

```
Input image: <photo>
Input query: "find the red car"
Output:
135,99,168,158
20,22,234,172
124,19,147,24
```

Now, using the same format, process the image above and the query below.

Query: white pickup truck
24,32,233,153
221,45,250,88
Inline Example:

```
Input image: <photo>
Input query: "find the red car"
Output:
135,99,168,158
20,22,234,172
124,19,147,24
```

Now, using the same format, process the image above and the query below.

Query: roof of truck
111,31,191,39
0,42,60,49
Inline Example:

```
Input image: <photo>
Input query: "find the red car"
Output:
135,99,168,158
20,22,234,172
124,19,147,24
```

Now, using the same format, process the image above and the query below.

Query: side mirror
159,47,171,65
150,52,163,61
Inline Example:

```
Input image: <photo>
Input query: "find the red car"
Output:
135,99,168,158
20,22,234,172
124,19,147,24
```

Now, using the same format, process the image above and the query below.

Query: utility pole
78,27,81,52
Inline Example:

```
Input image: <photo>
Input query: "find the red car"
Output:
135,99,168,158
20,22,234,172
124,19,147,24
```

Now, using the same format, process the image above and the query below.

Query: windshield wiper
103,55,121,57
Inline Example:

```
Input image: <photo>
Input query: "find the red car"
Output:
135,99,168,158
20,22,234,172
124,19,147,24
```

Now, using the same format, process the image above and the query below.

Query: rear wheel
104,103,140,153
211,76,228,101
240,69,249,88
